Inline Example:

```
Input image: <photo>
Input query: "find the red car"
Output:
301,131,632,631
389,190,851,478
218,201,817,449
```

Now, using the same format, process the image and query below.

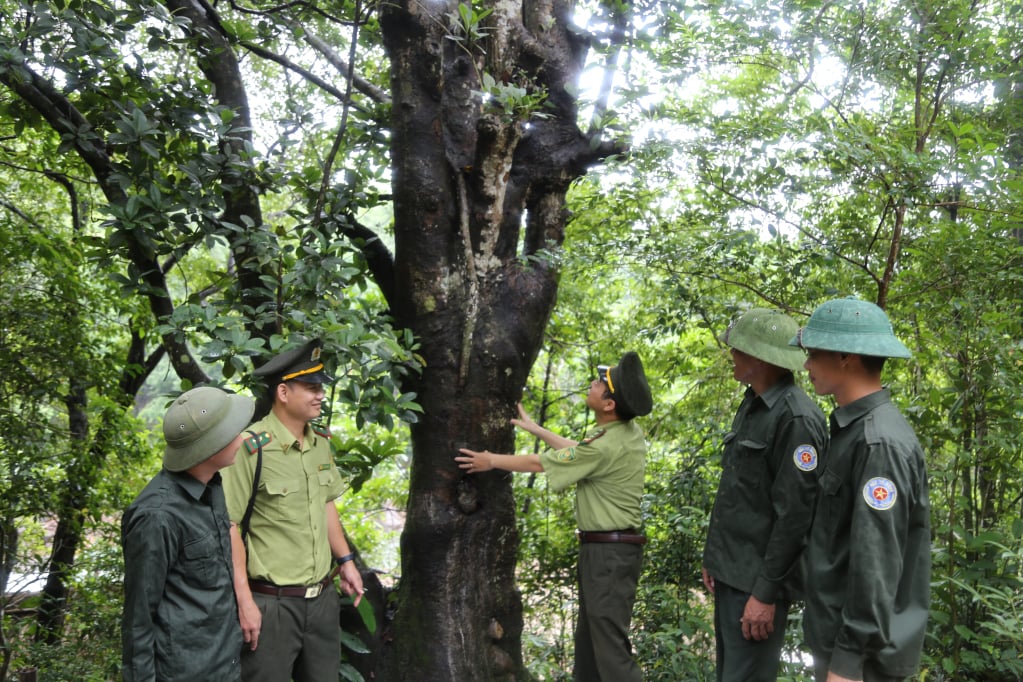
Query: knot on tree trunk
456,476,479,513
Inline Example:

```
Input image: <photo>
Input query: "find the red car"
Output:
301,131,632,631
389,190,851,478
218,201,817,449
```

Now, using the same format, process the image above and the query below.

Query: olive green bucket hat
720,308,806,372
789,297,911,358
163,387,255,472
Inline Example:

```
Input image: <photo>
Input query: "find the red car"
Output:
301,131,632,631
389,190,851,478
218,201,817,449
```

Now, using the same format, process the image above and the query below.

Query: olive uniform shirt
703,375,828,603
540,419,646,530
221,411,344,586
803,389,930,679
121,469,242,682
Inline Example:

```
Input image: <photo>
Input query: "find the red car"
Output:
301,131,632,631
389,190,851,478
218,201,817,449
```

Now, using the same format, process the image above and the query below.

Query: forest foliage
1,0,1022,679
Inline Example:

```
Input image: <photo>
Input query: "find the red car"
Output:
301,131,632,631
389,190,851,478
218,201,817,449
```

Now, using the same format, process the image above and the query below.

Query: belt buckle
304,583,322,599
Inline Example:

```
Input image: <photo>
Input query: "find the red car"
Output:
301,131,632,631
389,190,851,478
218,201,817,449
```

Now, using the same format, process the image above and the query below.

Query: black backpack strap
240,430,264,547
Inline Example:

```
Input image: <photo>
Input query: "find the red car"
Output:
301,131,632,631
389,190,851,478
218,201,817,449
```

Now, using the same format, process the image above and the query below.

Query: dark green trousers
813,657,905,682
713,580,790,682
241,586,340,682
574,542,643,682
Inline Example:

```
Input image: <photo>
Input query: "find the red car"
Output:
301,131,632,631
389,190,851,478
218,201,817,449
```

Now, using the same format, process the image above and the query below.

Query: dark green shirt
703,375,827,603
803,389,930,679
121,469,241,682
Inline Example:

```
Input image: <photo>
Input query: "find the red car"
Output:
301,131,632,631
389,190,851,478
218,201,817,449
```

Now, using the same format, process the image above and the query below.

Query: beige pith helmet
720,308,806,372
162,387,254,472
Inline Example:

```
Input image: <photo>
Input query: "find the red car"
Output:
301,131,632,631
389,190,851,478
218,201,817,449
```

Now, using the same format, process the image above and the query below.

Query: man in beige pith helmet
122,386,254,682
703,308,828,682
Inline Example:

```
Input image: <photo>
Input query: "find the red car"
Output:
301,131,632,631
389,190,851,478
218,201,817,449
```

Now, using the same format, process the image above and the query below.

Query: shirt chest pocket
735,439,769,488
262,478,306,522
181,533,220,588
816,467,845,530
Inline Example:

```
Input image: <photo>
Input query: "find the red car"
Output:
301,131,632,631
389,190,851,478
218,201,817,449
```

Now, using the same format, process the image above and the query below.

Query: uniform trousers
713,580,790,682
813,657,904,682
241,585,340,682
574,542,643,682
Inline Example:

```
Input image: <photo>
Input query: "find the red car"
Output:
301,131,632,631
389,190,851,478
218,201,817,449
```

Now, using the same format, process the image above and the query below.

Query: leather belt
249,574,332,599
577,529,647,545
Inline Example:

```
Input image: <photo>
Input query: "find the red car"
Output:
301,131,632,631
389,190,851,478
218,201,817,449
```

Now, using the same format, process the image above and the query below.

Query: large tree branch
166,0,277,336
302,30,391,105
240,38,370,112
0,58,208,385
337,216,397,307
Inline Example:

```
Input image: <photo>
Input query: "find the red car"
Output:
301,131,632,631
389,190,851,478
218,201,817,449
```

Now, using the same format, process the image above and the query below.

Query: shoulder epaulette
243,431,271,454
313,425,331,439
580,429,607,445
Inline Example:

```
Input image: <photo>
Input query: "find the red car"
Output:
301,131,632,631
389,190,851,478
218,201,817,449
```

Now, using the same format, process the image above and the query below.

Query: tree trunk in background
377,1,616,678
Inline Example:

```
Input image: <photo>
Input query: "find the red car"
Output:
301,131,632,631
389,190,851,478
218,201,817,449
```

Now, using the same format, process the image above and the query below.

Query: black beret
607,351,652,419
253,338,333,384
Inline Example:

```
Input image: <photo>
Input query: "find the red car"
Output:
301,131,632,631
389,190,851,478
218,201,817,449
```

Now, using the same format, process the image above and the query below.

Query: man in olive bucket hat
703,309,827,682
457,351,653,682
791,298,930,682
122,386,254,681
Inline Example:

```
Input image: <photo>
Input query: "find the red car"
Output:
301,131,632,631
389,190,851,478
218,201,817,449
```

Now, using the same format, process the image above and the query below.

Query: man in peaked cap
702,308,828,682
122,386,254,681
791,298,930,682
456,351,653,681
221,339,364,682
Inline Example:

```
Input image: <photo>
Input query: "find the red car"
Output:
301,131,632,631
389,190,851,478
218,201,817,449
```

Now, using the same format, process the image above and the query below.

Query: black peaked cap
608,351,652,418
253,338,333,384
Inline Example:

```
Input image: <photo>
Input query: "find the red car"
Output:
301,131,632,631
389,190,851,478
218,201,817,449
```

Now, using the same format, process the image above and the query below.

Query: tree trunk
376,1,614,678
34,382,90,644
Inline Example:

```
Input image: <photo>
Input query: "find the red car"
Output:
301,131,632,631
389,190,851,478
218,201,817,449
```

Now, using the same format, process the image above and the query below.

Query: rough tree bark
374,1,621,678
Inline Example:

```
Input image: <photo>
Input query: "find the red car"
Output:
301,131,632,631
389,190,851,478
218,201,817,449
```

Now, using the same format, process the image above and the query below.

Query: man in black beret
221,339,364,682
456,351,653,682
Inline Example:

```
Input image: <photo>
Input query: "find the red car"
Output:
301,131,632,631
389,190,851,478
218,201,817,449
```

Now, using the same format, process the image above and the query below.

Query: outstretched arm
455,448,545,474
511,403,577,450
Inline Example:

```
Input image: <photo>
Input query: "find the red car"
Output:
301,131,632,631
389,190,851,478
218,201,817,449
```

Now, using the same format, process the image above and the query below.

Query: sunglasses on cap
597,365,616,394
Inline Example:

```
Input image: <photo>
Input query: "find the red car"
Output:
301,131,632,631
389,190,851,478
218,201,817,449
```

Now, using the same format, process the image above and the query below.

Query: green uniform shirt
121,469,242,682
703,375,828,603
803,389,930,679
221,412,344,586
540,419,646,531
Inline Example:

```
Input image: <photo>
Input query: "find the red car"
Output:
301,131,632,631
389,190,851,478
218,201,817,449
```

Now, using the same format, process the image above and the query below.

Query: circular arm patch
793,444,818,472
863,477,898,510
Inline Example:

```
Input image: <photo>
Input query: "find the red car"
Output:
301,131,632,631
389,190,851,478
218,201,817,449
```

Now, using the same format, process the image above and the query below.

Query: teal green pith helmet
789,297,911,358
720,308,806,372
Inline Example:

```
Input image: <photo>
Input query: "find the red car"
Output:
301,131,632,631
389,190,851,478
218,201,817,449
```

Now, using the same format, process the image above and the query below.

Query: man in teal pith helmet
122,386,254,681
791,298,930,682
703,309,828,682
456,351,653,682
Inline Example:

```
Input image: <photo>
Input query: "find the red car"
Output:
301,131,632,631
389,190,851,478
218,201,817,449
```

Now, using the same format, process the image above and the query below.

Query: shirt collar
744,374,797,411
166,468,220,502
831,388,892,429
264,410,318,452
